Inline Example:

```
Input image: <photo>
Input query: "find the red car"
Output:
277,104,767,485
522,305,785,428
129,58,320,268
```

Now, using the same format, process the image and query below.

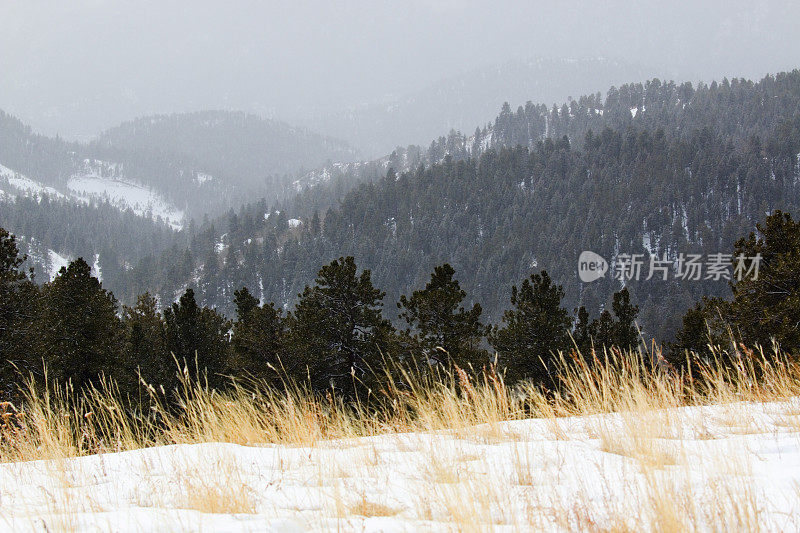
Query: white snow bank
0,164,65,198
3,399,800,530
47,249,70,280
68,175,184,230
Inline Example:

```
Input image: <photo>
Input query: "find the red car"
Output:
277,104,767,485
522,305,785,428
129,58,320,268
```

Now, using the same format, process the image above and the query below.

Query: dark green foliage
0,228,38,396
577,288,641,354
285,257,395,397
37,258,122,390
3,70,800,400
489,271,572,384
0,195,187,305
153,72,800,345
728,210,800,352
230,287,285,382
164,288,231,389
8,72,800,346
588,310,617,352
573,306,592,355
667,209,800,370
672,210,800,362
667,298,730,366
611,288,640,349
120,293,173,394
398,264,488,368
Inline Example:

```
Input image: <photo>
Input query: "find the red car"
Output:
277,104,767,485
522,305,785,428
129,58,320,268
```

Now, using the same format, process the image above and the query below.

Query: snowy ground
67,175,184,230
0,161,184,230
0,164,64,199
3,399,800,531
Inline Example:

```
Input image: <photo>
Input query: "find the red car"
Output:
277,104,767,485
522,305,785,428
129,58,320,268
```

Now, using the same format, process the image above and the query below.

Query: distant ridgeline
122,71,800,342
0,109,359,220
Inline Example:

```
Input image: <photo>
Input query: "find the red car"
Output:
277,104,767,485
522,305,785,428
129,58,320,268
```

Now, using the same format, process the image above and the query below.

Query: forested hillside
298,72,800,200
0,196,188,291
0,109,360,295
90,111,359,216
0,109,359,221
122,71,800,342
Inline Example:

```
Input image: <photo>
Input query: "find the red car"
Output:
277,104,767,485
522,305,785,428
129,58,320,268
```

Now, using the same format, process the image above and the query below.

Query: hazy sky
2,0,799,139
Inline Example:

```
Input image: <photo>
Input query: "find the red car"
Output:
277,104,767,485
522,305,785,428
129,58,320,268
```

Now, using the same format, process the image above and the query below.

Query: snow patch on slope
68,160,184,230
47,250,70,280
0,164,65,199
92,253,102,281
194,172,214,185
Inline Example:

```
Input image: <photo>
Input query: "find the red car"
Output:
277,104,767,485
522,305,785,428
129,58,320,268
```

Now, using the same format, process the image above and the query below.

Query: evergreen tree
611,288,640,349
728,210,800,352
0,228,38,397
573,306,592,355
164,288,231,389
121,292,173,396
489,270,571,384
397,264,488,368
588,310,616,352
667,298,729,367
286,257,395,397
230,287,284,381
38,258,122,389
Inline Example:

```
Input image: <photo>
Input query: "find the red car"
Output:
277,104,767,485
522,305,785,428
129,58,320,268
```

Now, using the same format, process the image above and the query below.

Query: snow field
3,398,800,531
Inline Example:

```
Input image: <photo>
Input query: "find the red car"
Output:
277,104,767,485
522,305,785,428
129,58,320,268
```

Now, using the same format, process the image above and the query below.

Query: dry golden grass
176,456,257,514
2,343,799,463
349,496,400,517
1,342,799,530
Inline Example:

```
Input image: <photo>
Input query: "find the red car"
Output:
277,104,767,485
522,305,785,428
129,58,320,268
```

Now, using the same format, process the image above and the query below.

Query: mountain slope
0,109,359,222
130,70,800,342
89,111,359,216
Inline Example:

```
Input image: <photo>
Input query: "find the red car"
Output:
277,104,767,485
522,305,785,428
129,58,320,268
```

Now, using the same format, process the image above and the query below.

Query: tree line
0,225,639,402
3,209,798,403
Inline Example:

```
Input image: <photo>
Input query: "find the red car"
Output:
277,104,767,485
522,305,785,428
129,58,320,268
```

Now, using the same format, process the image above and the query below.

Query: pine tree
230,287,284,382
164,288,231,389
489,270,571,384
611,288,640,349
667,298,730,367
397,264,488,368
0,228,38,397
286,257,395,397
121,292,173,396
38,258,122,390
573,306,592,355
589,310,616,352
728,210,800,351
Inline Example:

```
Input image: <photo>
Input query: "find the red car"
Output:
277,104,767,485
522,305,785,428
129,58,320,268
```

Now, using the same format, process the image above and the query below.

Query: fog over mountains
3,1,799,151
288,57,658,157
